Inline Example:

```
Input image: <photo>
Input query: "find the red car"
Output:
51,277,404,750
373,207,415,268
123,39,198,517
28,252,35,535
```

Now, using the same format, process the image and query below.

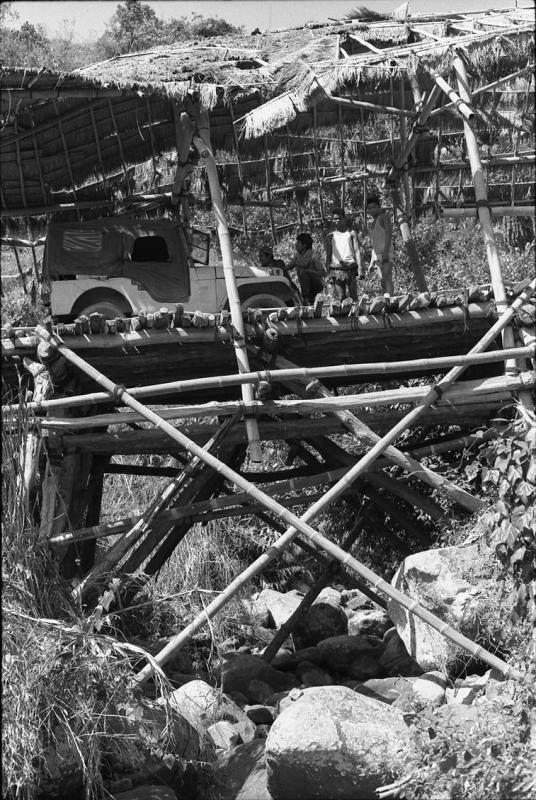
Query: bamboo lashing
32,325,523,684
34,371,535,431
193,109,262,463
454,52,532,407
6,344,533,417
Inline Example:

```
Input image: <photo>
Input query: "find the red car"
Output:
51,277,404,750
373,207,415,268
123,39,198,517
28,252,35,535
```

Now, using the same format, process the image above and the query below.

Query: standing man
366,195,394,296
286,232,325,304
325,208,363,301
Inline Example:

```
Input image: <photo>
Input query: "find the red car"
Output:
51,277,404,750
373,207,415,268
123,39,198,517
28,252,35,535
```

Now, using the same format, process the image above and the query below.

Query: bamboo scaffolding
6,344,532,418
428,70,475,120
454,53,531,407
194,108,262,462
74,416,239,601
429,65,533,119
262,514,367,663
55,430,494,547
32,325,523,684
271,348,486,513
33,371,534,431
285,280,536,507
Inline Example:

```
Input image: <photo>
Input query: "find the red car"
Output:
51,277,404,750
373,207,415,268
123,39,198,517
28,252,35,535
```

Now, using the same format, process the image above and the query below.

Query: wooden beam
328,94,415,117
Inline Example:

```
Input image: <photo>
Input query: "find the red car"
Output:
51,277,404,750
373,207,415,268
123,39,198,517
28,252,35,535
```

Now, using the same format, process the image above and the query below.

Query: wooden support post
338,102,346,208
453,52,533,412
312,105,325,224
12,246,28,294
286,124,304,230
171,104,195,215
262,514,367,662
398,78,413,219
32,326,524,685
18,365,53,516
107,98,129,188
53,100,80,219
88,102,108,191
263,133,277,241
193,108,262,463
145,96,160,190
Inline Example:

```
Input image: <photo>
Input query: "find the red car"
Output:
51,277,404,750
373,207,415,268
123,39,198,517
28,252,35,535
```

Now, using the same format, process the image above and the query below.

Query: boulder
222,654,299,702
293,602,348,648
215,740,271,800
295,660,334,687
446,671,494,705
379,628,423,677
411,671,448,706
245,679,274,704
207,720,243,751
353,676,415,705
252,589,304,628
316,634,380,674
245,705,275,725
265,686,412,799
162,680,255,743
313,587,342,607
347,609,392,639
388,544,493,671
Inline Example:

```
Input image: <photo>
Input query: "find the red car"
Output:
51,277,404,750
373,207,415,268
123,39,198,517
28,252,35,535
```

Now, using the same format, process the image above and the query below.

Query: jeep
41,216,300,320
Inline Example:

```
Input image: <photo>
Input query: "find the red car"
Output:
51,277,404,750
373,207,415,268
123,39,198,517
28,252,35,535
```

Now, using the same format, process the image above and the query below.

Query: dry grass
2,405,173,800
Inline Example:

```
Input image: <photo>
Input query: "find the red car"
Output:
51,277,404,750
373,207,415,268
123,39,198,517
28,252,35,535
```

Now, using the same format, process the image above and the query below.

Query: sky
7,0,532,41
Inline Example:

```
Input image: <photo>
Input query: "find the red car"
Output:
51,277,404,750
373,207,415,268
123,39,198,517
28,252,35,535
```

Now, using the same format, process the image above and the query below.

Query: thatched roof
0,5,533,234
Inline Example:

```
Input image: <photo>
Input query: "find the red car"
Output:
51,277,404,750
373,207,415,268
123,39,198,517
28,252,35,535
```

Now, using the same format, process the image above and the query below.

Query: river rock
313,587,342,607
379,628,423,677
388,544,492,671
252,589,304,628
162,680,255,743
446,671,493,705
245,705,275,725
354,676,415,705
208,720,243,751
347,609,392,639
295,660,334,686
411,671,448,706
222,654,299,702
293,602,348,648
316,634,379,673
265,686,412,799
215,740,271,800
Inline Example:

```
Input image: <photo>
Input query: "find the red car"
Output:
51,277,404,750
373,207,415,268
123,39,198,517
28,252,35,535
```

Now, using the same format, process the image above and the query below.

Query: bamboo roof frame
1,5,533,235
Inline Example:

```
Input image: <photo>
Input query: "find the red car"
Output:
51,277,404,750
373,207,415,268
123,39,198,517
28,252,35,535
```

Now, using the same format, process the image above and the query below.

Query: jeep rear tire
76,300,129,319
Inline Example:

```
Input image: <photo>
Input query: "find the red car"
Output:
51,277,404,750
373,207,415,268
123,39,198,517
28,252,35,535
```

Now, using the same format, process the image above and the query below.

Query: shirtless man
325,208,363,301
366,195,394,296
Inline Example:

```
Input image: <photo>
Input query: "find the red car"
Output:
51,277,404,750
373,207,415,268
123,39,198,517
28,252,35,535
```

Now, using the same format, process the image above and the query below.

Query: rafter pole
453,51,531,407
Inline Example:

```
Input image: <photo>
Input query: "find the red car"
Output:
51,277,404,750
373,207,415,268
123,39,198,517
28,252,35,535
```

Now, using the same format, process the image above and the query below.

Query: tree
188,14,243,38
97,0,164,57
0,21,51,68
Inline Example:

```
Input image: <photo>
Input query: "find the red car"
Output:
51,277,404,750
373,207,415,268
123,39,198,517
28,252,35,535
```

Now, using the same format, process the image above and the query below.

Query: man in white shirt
325,208,363,301
366,195,394,296
286,232,326,304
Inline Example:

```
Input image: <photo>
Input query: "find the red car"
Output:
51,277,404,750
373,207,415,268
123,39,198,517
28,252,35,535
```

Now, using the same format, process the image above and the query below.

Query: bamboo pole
53,100,80,220
329,94,414,117
107,98,129,187
6,344,532,417
262,131,277,241
271,352,483,513
312,105,325,224
453,52,531,405
12,247,28,295
442,206,535,218
428,70,474,120
32,326,522,683
428,65,534,118
34,371,534,431
262,515,367,662
193,108,262,463
338,102,346,208
398,77,413,219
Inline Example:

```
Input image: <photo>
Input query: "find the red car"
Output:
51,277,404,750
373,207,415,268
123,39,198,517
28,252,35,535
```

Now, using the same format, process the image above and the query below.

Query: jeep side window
131,235,170,262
